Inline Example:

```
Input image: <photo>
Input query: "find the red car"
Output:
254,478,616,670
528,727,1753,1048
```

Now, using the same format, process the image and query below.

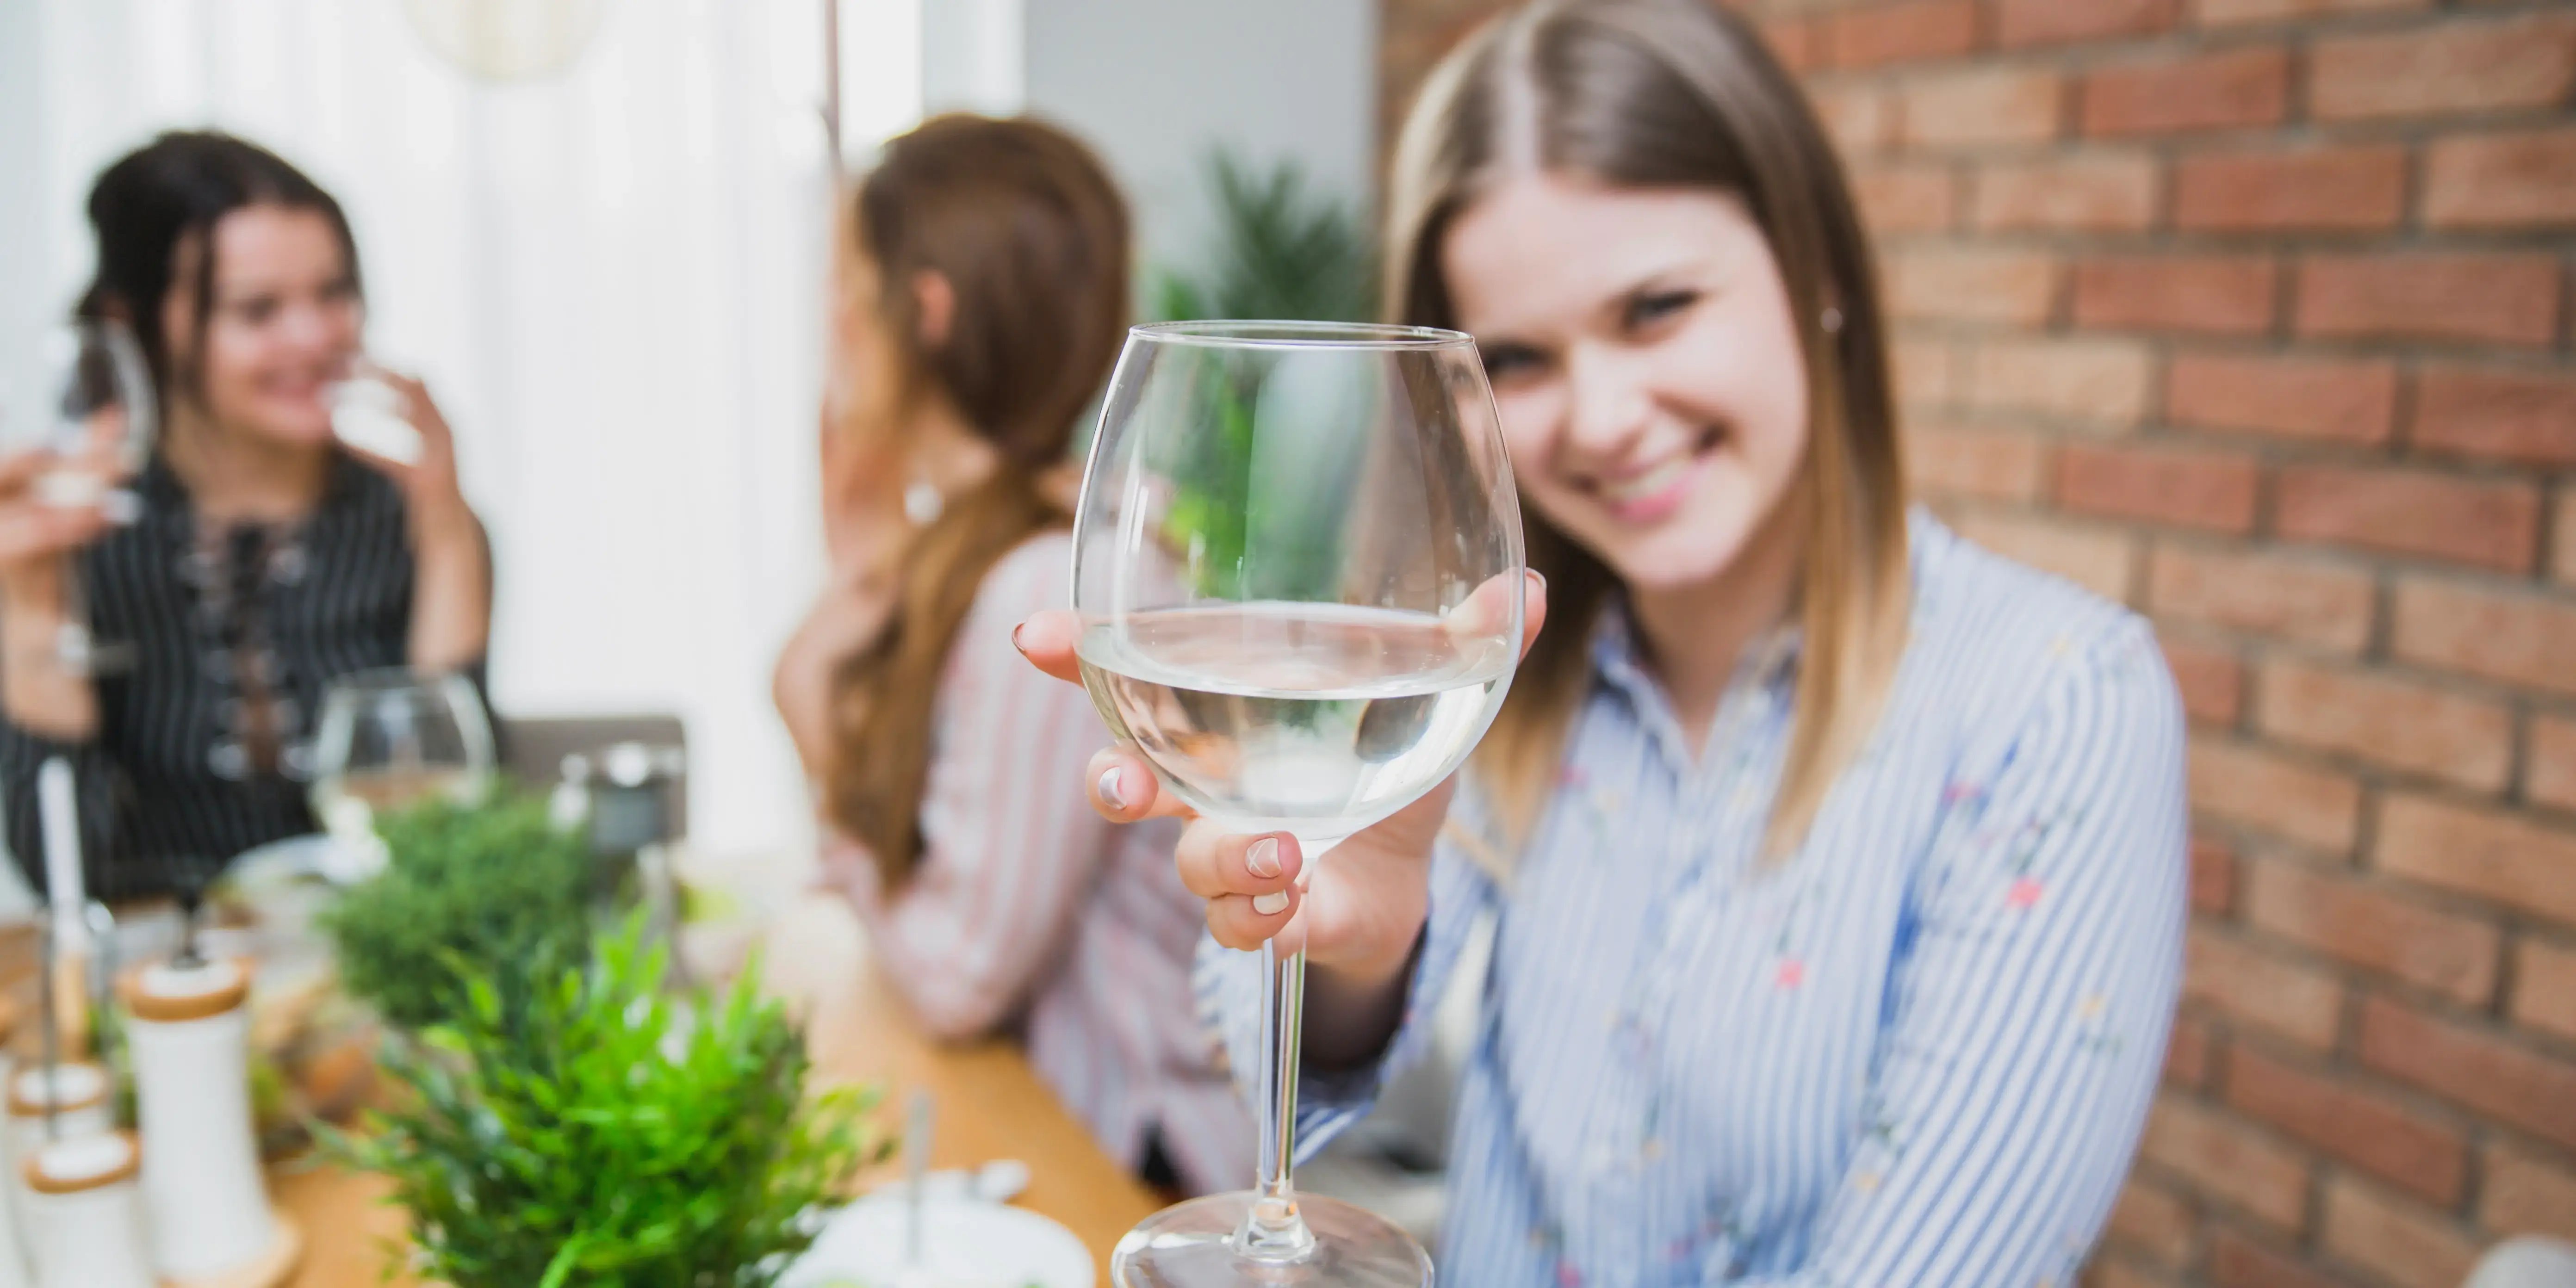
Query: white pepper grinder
4,1058,114,1261
20,1131,153,1288
122,943,301,1285
0,998,30,1288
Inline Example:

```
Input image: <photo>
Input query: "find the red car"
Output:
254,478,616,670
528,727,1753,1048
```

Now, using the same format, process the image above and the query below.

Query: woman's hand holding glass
1012,566,1547,990
0,319,156,687
331,365,471,539
0,446,121,604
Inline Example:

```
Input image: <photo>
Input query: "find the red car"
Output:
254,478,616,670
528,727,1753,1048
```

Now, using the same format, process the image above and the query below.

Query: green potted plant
1143,151,1381,601
327,916,886,1288
317,790,595,1033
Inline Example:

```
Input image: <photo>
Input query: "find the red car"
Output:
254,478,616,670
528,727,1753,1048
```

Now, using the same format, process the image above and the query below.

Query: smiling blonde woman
1014,1,2188,1282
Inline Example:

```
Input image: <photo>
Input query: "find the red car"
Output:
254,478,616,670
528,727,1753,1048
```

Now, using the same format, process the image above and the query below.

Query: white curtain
1,0,926,859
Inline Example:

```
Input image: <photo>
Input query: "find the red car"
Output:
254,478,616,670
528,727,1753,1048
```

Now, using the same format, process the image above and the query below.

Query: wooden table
279,893,1163,1284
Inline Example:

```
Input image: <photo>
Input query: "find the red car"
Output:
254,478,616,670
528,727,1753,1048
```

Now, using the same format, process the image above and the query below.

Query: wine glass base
1111,1192,1432,1287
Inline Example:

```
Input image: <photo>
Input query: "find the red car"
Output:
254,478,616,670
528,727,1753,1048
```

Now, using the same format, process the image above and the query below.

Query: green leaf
324,915,890,1288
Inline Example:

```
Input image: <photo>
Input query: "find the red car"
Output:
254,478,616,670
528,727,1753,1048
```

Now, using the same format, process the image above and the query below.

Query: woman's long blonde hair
825,115,1131,885
1389,0,1912,863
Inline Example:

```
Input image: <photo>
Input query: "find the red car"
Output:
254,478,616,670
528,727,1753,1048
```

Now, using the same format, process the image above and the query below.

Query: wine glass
0,319,158,674
1072,321,1523,1286
309,669,497,878
326,355,425,466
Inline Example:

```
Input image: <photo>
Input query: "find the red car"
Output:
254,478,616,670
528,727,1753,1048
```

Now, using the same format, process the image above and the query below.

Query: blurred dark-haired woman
773,113,1252,1195
0,130,490,901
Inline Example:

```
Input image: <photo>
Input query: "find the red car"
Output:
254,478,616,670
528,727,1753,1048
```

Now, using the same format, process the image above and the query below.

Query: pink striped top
819,531,1252,1195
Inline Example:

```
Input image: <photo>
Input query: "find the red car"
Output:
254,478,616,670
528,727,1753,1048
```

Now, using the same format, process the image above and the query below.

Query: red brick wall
1378,1,2576,1283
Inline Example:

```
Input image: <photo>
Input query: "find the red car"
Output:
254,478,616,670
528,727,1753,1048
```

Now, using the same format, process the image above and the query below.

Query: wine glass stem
1236,933,1316,1262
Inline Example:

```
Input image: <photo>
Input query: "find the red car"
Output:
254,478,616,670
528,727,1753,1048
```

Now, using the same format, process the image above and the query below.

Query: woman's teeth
1598,457,1689,506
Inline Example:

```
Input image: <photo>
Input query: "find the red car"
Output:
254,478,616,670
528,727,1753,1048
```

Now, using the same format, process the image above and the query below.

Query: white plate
782,1195,1092,1288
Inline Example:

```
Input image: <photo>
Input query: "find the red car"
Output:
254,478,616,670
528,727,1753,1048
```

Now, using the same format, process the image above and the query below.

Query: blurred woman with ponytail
773,113,1251,1196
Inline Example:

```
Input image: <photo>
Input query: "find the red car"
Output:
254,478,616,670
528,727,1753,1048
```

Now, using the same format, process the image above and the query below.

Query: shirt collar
1587,595,1803,702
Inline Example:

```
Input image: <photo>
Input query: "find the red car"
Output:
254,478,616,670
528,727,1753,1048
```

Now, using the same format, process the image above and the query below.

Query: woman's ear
912,270,956,351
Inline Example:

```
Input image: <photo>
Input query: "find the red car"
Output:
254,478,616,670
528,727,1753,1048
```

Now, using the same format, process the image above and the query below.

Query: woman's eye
1481,346,1544,383
1623,289,1697,331
237,298,279,326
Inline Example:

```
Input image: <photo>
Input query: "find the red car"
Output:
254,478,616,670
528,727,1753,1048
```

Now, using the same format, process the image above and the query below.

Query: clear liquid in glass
1076,602,1509,848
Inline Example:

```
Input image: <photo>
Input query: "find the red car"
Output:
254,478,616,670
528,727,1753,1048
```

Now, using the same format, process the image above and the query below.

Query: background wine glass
309,669,497,860
0,319,158,675
1072,321,1522,1287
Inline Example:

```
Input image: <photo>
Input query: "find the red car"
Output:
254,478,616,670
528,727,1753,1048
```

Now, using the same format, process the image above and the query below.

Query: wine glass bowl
308,669,497,865
0,319,160,674
1071,321,1523,1286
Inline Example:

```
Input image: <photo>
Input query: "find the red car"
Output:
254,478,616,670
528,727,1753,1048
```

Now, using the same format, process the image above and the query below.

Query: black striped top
0,453,477,902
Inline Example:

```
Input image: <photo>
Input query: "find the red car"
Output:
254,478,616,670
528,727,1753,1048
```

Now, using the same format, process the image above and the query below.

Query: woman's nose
1561,342,1654,456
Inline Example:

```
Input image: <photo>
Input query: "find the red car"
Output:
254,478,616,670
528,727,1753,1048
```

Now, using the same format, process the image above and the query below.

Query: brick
2254,659,2512,792
1973,154,2160,233
1908,420,2046,502
1813,84,1896,155
2189,737,2361,855
1892,337,1957,408
2226,1046,2468,1205
2427,128,2576,230
2084,47,2290,136
2532,717,2576,815
1758,16,1821,73
2296,252,2562,348
1899,67,2064,149
1827,0,1977,69
2147,544,2375,652
1954,510,2137,601
2073,255,2277,337
2092,1260,2169,1288
2245,859,2500,1004
2166,637,2243,728
2191,0,2425,28
2140,1094,2312,1231
2192,832,2239,914
2185,924,2345,1049
2166,353,2396,446
2484,1141,2576,1238
2559,488,2576,588
1813,86,1894,155
1886,249,2057,325
1851,162,1957,235
2320,1177,2480,1288
2512,939,2576,1044
1970,336,2154,425
2392,579,2576,697
2057,442,2260,533
2174,1015,2215,1087
2210,1229,2357,1288
2166,1011,2215,1089
2359,994,2576,1149
2378,793,2576,930
1998,0,2176,48
2412,365,2576,467
2311,13,2576,122
2276,465,2540,572
2174,145,2408,233
2105,1177,2196,1268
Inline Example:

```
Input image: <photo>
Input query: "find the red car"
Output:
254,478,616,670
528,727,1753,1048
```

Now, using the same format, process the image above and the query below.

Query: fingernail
1010,622,1028,655
1097,767,1127,811
1253,891,1289,916
1526,569,1546,596
1246,836,1281,878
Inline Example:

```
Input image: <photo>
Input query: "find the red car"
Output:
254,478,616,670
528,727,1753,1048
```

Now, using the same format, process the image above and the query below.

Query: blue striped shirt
1201,514,2188,1286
